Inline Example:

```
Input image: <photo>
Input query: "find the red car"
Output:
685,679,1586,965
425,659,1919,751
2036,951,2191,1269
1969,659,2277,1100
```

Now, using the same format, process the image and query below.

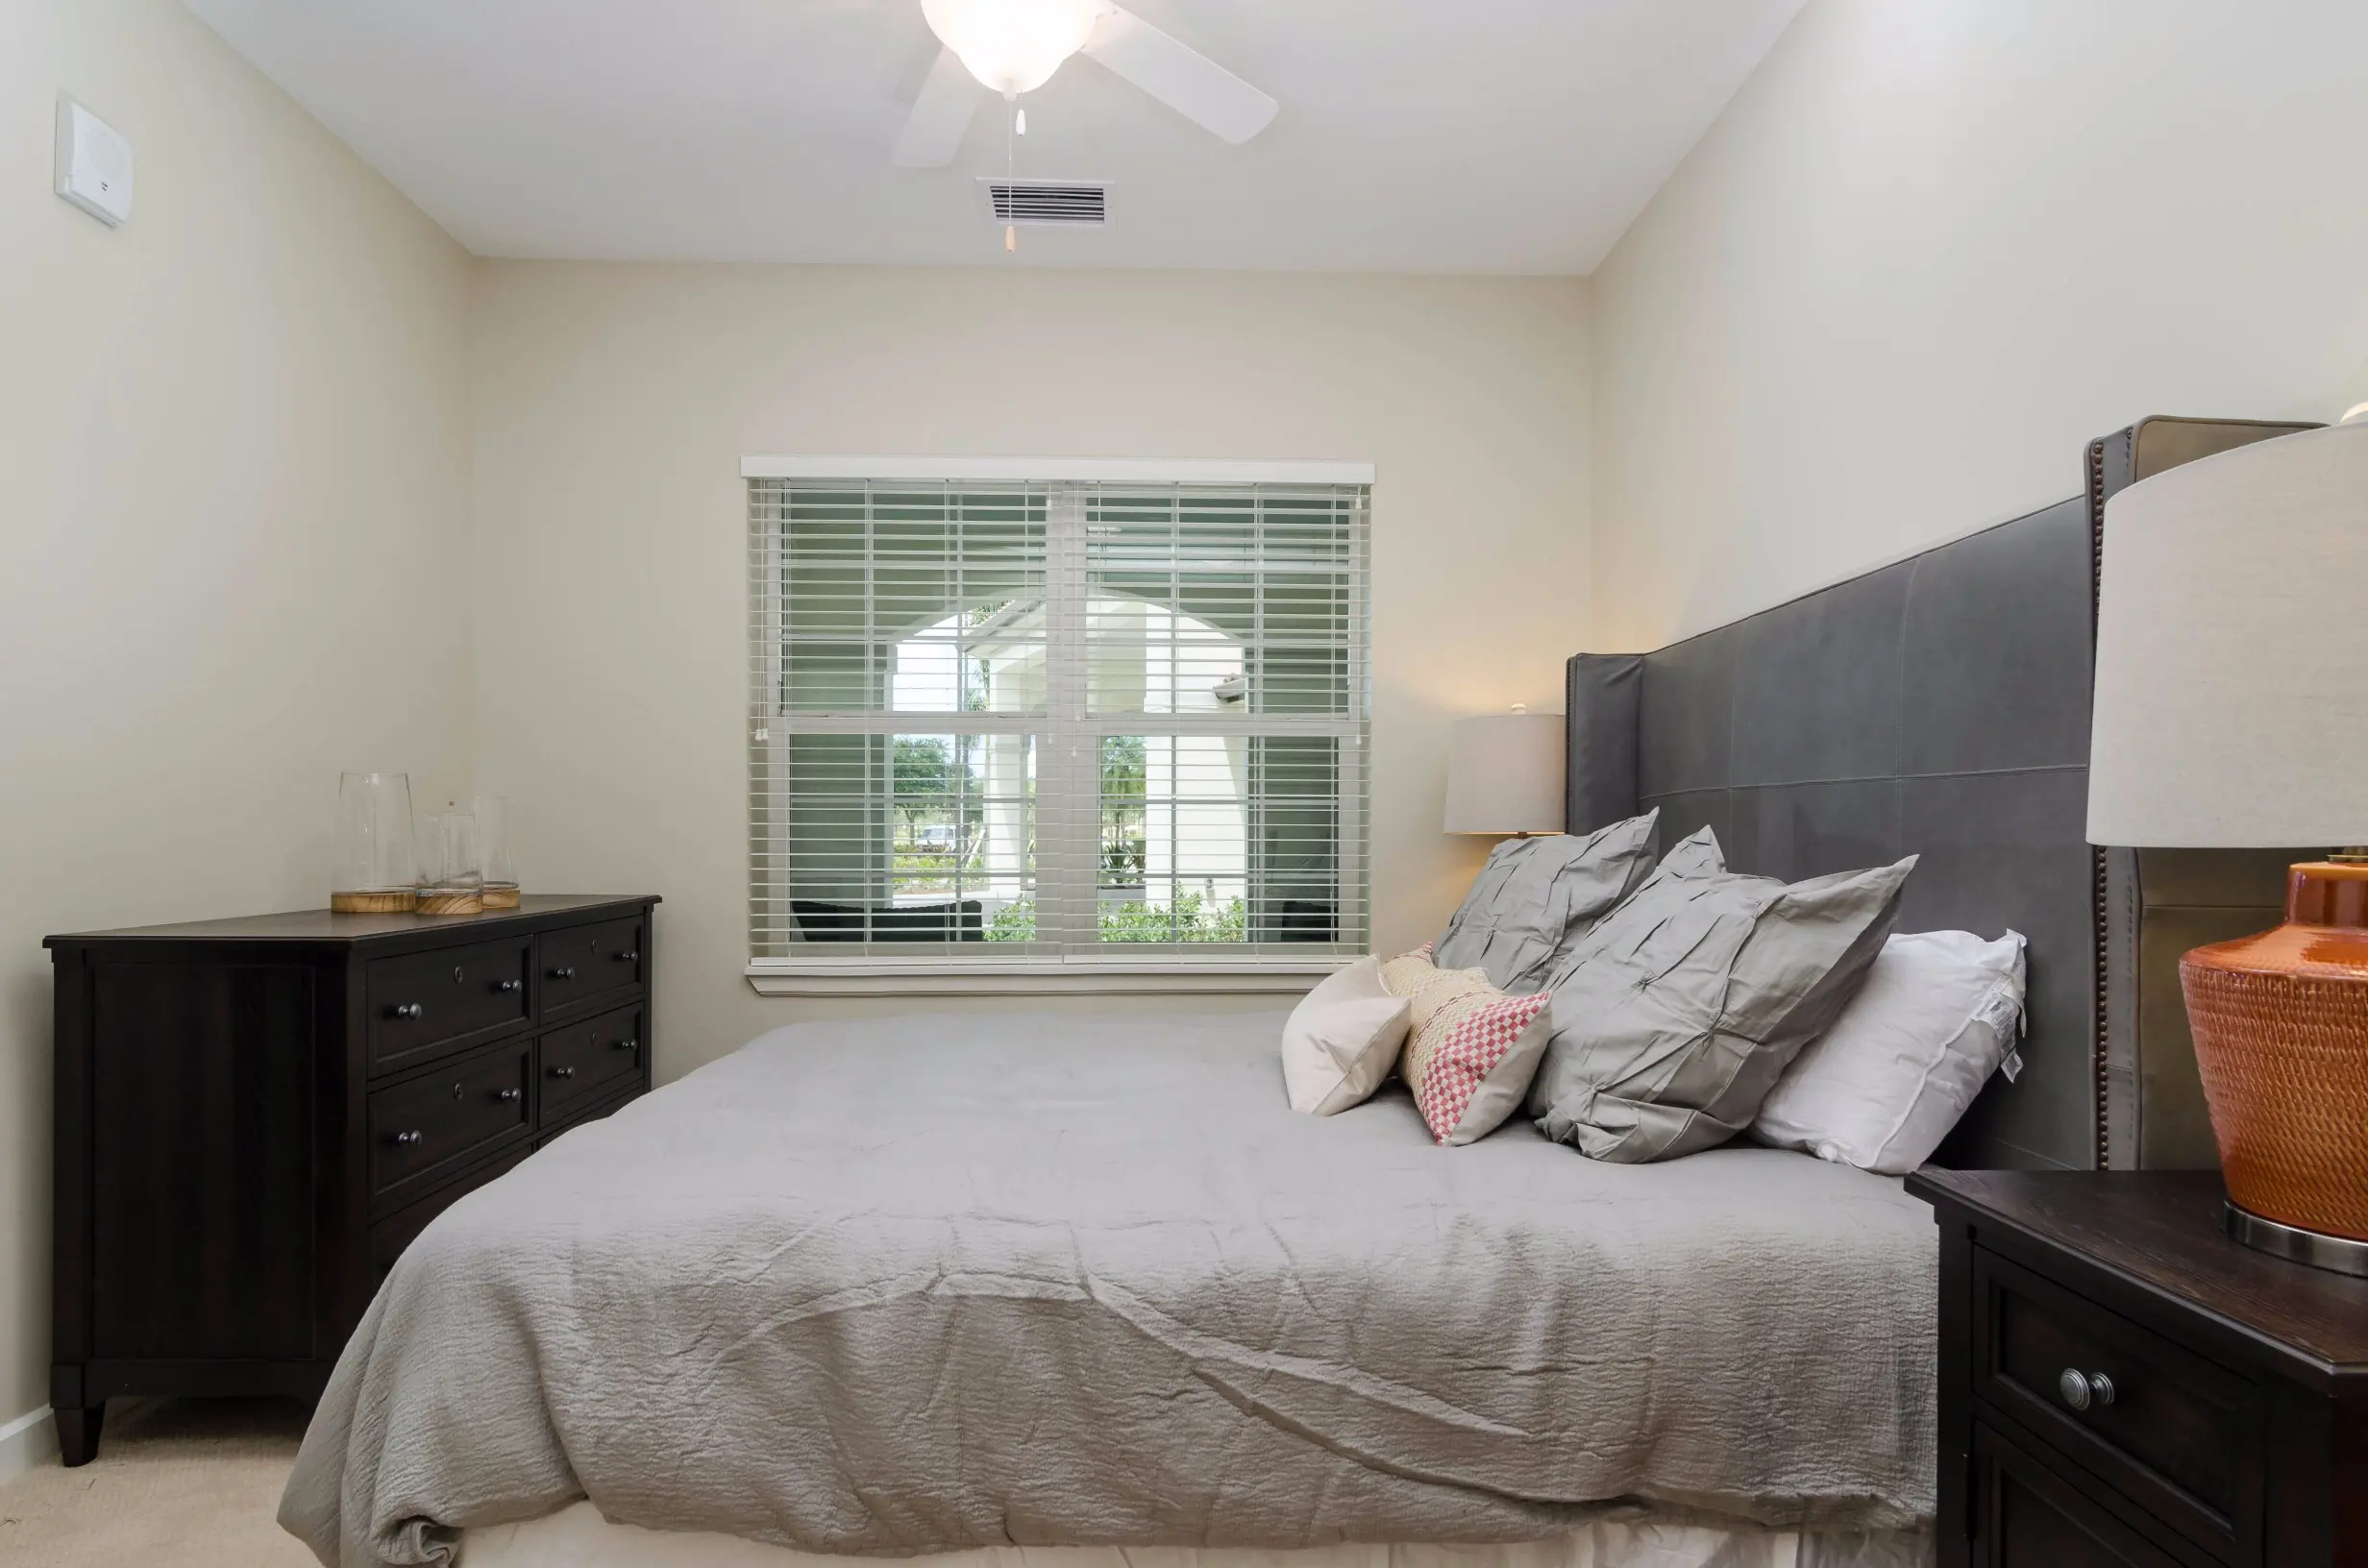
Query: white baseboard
0,1405,59,1482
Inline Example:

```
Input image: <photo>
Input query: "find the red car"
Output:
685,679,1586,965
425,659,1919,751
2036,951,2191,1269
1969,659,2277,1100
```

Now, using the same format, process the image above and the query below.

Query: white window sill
745,958,1348,996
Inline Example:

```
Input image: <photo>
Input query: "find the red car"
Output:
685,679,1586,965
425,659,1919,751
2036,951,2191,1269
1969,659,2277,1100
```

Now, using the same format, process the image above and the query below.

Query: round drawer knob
613,1037,638,1052
550,966,577,980
392,1130,424,1147
390,1002,424,1020
497,979,522,993
495,1088,522,1103
2058,1368,2115,1411
551,1065,577,1079
616,950,639,963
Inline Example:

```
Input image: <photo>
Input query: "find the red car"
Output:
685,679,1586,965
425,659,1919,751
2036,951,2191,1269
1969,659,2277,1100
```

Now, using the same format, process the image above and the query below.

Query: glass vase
477,795,520,909
331,772,419,914
416,805,484,916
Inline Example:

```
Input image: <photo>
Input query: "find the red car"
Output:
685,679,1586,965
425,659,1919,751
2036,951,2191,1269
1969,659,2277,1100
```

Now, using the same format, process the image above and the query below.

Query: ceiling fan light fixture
922,0,1104,97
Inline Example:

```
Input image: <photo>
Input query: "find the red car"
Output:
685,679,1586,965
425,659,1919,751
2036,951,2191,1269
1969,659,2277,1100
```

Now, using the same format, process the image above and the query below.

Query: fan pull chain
1004,94,1019,254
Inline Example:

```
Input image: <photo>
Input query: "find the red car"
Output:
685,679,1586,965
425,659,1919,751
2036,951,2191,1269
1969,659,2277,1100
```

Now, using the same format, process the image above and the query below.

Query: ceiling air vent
980,180,1109,227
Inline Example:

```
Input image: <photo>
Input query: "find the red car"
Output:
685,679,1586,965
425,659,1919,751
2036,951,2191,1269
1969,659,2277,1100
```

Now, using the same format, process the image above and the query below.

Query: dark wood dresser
45,894,658,1465
1908,1169,2368,1566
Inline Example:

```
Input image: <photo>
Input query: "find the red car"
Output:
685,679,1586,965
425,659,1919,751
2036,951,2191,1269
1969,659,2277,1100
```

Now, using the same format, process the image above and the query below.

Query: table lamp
2088,414,2368,1273
1443,705,1565,836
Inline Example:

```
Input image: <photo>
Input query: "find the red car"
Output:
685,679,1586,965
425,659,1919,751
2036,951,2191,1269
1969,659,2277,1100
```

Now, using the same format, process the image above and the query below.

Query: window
747,461,1370,989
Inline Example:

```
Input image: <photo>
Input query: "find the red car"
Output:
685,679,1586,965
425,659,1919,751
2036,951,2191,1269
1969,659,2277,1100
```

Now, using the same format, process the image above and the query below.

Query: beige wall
1590,0,2368,649
469,263,1591,1080
0,0,473,1453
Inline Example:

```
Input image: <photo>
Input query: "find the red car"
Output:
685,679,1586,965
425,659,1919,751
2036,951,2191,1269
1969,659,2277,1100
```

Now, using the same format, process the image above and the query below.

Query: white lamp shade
922,0,1100,95
1443,712,1566,835
2087,420,2368,847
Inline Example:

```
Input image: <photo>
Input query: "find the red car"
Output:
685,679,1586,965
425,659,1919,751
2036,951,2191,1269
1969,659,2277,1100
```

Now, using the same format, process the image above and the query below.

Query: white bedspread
283,1013,1938,1567
467,1502,1933,1568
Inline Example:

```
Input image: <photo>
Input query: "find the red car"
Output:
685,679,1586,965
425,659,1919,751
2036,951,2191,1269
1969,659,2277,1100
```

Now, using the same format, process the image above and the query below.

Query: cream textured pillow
1752,929,2027,1174
1279,957,1413,1115
1379,945,1553,1145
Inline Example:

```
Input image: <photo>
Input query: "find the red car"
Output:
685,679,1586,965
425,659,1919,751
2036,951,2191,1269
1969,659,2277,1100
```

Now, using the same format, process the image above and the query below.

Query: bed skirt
462,1505,1934,1568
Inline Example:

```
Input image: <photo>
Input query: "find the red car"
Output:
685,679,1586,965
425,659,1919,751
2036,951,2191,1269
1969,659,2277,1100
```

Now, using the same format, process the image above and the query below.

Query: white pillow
1751,929,2027,1175
1280,957,1413,1115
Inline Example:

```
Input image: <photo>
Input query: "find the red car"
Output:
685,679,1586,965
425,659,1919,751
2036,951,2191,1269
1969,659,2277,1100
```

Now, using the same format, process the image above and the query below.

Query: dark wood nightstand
1906,1170,2368,1566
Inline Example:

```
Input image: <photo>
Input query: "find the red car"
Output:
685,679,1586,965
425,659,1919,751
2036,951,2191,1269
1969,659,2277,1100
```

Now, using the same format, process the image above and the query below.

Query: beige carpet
0,1399,314,1568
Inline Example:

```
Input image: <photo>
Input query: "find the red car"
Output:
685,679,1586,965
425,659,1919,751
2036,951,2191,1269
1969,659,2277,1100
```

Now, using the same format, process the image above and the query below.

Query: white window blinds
749,475,1370,970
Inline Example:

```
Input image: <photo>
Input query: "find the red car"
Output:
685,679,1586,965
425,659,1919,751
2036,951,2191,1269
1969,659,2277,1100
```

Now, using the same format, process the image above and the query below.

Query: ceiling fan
892,0,1278,168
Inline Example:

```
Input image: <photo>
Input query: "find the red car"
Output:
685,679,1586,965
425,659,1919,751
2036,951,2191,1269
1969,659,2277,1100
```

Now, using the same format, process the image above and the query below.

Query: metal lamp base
2225,1201,2368,1279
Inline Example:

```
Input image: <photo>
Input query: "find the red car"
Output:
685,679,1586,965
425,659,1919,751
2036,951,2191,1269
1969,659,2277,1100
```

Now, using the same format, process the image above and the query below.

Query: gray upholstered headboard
1568,499,2099,1169
1566,418,2319,1173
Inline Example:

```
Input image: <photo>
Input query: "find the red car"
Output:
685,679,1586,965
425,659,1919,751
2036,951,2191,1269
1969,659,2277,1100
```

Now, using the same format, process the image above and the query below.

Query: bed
284,483,2128,1568
285,1013,1936,1566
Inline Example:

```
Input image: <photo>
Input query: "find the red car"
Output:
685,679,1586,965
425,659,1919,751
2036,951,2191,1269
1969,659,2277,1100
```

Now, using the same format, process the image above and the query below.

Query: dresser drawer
537,1078,644,1148
366,936,532,1074
539,1002,645,1124
1974,1247,2262,1561
537,915,645,1018
367,1040,533,1209
369,1142,531,1280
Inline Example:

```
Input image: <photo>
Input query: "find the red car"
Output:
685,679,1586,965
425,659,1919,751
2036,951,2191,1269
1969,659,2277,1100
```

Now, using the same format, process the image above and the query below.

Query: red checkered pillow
1378,946,1555,1145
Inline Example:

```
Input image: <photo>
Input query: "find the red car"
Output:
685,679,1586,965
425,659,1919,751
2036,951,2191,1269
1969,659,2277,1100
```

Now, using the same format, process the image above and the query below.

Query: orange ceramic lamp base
2182,861,2368,1257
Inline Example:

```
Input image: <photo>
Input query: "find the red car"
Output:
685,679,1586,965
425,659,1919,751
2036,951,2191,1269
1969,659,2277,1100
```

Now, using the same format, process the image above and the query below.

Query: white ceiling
183,0,1804,274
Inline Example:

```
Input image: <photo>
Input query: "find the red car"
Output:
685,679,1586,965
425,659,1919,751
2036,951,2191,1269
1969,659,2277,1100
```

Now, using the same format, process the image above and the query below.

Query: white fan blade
892,48,982,167
1082,7,1277,145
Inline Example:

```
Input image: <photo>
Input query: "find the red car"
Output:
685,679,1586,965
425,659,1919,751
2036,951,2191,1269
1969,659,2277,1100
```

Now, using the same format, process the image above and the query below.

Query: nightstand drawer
366,936,533,1073
1975,1247,2262,1561
1974,1421,2187,1567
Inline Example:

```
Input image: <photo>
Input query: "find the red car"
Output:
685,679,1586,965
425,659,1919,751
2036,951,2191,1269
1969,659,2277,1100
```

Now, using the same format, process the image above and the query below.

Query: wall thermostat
55,96,134,227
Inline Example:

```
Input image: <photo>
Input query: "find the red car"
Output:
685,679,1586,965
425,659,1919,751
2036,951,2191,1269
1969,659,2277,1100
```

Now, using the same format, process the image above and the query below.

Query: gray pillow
1635,821,1726,885
1526,828,1915,1164
1434,810,1659,993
